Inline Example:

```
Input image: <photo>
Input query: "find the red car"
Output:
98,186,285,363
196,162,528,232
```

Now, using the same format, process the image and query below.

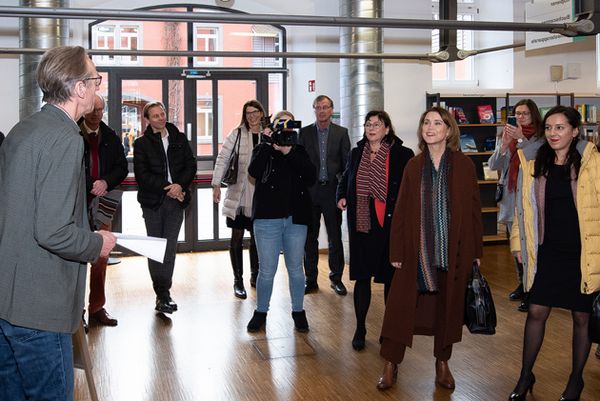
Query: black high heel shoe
508,373,536,401
352,327,366,351
558,395,580,401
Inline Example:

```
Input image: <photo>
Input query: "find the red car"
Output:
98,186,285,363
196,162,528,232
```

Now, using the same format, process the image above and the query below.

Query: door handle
186,123,192,141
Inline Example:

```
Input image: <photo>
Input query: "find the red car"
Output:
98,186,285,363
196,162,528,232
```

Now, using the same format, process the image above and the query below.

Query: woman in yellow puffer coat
508,105,600,401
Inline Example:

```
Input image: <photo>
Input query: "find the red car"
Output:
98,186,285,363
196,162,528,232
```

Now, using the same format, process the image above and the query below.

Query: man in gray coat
0,46,116,401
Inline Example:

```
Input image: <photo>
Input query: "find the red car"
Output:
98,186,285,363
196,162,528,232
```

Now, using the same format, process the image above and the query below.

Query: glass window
431,1,477,84
194,25,220,66
92,22,142,66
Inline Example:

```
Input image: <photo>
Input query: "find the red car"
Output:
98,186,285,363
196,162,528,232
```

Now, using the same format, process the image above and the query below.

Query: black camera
260,117,302,146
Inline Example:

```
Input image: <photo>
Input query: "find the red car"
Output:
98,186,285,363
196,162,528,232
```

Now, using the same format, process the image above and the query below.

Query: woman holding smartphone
488,99,544,312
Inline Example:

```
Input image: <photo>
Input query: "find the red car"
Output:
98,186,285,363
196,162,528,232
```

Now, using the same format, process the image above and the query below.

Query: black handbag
589,293,600,343
221,128,241,186
495,183,504,203
465,262,497,335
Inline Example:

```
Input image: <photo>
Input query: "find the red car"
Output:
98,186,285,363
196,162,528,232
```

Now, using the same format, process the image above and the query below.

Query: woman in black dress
336,110,414,350
509,106,600,401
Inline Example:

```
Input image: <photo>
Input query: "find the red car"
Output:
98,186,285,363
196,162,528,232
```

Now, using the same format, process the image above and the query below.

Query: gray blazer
299,122,350,199
0,104,103,333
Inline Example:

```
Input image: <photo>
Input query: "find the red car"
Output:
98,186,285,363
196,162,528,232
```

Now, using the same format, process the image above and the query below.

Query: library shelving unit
426,93,505,243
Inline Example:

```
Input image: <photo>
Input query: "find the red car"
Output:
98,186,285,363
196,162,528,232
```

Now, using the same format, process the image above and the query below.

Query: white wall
0,0,20,135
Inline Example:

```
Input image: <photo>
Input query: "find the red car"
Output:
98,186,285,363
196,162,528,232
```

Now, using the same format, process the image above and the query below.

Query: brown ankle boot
435,359,455,389
376,361,398,390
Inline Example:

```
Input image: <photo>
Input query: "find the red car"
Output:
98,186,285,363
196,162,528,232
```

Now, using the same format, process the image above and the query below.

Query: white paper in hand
114,233,167,263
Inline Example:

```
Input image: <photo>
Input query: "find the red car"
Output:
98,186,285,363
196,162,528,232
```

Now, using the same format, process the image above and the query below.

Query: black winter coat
133,123,196,210
336,138,414,282
248,143,316,225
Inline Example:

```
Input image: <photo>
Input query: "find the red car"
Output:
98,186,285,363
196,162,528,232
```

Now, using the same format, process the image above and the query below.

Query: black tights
353,279,391,330
514,303,591,398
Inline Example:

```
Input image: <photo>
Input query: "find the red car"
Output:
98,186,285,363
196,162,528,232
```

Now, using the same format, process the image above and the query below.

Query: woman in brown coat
376,106,483,391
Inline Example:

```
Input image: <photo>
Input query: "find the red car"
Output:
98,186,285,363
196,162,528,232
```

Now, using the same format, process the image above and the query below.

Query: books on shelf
539,106,552,119
483,136,496,151
460,133,478,153
451,106,469,124
482,162,498,180
576,104,598,123
477,105,495,123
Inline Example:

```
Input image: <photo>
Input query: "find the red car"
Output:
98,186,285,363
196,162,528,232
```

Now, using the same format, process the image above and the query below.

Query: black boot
509,284,524,301
230,243,247,299
352,326,366,351
518,292,530,312
247,311,267,332
292,310,309,332
249,231,259,288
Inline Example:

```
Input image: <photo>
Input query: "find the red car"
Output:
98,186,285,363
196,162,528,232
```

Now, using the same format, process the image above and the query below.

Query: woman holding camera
336,110,414,351
488,99,544,312
246,111,316,333
212,100,265,299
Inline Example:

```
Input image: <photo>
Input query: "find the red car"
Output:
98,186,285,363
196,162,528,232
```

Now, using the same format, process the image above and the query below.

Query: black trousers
304,185,344,283
142,197,184,300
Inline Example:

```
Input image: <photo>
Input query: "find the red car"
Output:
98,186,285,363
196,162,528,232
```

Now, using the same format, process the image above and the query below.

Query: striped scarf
417,148,451,293
356,140,390,233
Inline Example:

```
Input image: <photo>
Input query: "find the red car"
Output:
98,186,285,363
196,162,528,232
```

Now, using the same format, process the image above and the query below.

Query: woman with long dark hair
336,110,413,351
488,99,544,312
212,100,265,299
508,105,600,401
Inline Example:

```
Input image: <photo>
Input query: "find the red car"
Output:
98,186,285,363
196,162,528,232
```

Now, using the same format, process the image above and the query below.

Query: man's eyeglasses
515,112,531,117
364,122,384,129
314,105,332,111
83,75,102,87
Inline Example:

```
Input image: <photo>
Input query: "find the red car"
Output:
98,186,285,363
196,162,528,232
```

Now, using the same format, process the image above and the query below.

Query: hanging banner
526,0,574,51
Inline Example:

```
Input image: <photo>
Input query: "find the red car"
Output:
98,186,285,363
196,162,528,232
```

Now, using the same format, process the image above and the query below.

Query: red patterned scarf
507,125,536,192
355,141,390,233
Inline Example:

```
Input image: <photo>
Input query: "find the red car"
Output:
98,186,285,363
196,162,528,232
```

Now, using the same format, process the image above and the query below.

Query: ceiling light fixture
215,0,235,8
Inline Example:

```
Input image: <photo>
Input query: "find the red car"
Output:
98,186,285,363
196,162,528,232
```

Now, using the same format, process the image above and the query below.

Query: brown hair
143,101,165,119
513,99,544,137
417,107,460,152
312,95,334,109
36,46,93,104
240,100,266,129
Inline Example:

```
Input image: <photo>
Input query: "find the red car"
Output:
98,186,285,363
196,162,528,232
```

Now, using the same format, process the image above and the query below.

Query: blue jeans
0,318,73,401
253,217,307,313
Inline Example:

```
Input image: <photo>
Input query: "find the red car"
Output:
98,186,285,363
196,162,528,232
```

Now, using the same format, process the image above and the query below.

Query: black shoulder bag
221,128,241,186
589,293,600,343
465,261,497,335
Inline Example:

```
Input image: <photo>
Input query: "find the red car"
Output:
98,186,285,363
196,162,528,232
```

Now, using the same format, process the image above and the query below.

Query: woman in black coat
337,110,414,350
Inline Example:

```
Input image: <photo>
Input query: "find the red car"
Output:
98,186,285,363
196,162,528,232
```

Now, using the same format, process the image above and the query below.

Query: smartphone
507,116,517,126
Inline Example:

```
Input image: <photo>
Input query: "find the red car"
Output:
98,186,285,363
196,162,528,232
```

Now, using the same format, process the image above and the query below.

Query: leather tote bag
221,128,241,186
589,293,600,343
465,261,497,335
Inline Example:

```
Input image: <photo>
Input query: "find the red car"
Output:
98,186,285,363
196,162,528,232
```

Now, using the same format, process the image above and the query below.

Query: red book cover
477,105,495,124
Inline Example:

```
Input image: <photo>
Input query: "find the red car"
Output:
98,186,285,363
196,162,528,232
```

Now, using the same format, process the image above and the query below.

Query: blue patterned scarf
417,148,451,293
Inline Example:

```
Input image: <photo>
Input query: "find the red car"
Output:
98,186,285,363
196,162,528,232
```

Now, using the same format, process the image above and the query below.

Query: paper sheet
114,233,167,263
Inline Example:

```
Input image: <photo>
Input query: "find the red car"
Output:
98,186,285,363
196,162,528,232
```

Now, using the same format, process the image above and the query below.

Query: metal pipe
19,0,68,120
0,6,594,35
0,47,438,60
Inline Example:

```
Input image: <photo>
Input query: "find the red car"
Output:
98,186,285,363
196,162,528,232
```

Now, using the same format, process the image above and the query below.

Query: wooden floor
74,245,600,401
